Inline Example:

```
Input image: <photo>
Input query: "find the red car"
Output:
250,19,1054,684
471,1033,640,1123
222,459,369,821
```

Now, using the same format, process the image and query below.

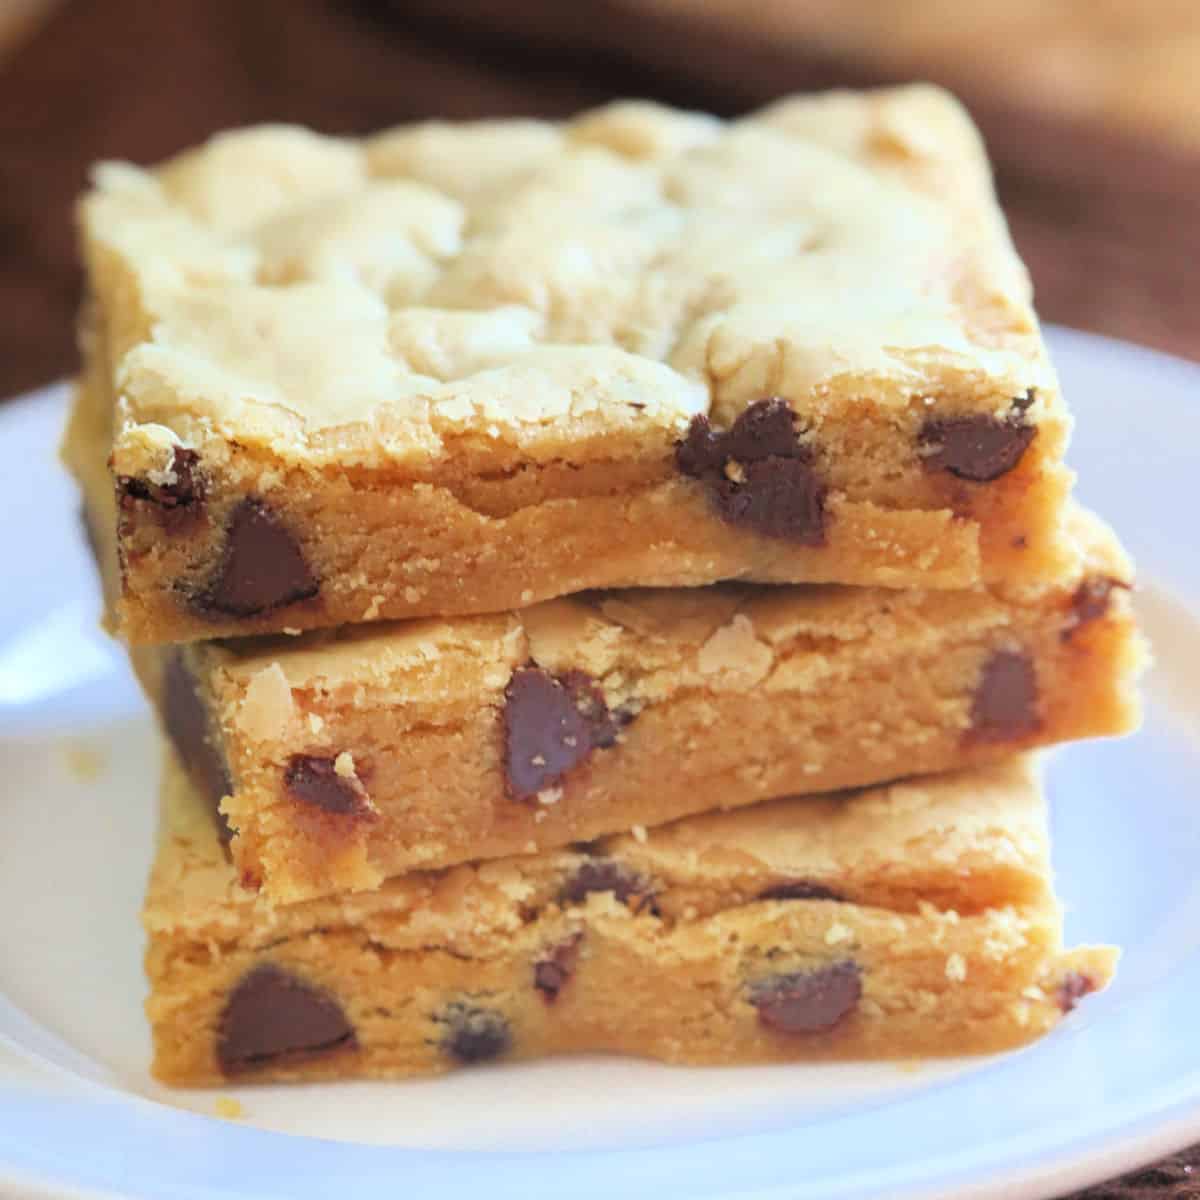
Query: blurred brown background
1,2,1198,1195
0,0,1198,401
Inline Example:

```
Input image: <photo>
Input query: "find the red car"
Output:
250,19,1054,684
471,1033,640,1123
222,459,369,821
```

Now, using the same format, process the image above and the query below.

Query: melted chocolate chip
284,754,372,816
560,670,630,750
218,964,356,1075
1063,575,1129,640
968,650,1041,743
534,933,583,1003
1055,970,1097,1014
749,961,862,1034
438,1003,511,1064
503,665,628,800
758,881,844,902
676,398,826,544
196,499,318,619
560,860,654,910
162,650,234,843
118,447,205,532
919,394,1037,482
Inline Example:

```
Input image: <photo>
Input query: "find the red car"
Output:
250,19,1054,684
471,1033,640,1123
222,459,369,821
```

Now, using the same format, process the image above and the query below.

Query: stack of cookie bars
64,85,1144,1085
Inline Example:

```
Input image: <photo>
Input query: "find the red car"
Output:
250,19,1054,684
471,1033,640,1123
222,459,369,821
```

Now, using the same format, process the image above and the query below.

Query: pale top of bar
83,85,1056,473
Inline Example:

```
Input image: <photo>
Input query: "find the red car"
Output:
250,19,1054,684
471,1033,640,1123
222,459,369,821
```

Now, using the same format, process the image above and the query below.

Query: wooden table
0,4,1194,1192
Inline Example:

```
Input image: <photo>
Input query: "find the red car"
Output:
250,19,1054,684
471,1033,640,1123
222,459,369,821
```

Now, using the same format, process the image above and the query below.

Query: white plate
1,327,1198,1200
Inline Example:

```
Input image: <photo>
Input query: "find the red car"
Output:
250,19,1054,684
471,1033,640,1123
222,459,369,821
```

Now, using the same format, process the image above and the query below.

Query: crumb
215,1097,244,1119
536,786,563,806
824,921,852,946
630,824,648,843
63,741,106,782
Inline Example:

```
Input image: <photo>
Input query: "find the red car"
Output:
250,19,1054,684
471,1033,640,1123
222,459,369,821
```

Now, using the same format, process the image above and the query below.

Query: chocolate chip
968,650,1041,742
284,754,372,817
218,964,356,1075
678,397,797,470
162,650,234,844
118,447,205,532
918,395,1037,482
197,499,318,619
749,961,862,1034
560,859,654,911
503,665,628,800
560,670,630,750
534,933,583,1003
1055,970,1097,1014
676,398,826,543
438,1003,511,1064
1063,575,1129,640
758,881,844,902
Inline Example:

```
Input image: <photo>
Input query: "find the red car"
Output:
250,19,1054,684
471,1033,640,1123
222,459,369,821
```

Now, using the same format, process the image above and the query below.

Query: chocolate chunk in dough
197,499,318,618
284,754,372,817
677,398,827,544
438,1003,511,1064
1063,575,1129,639
1055,971,1097,1014
218,964,356,1074
968,650,1041,742
118,447,205,532
534,933,584,1003
560,860,654,911
503,666,628,800
749,961,862,1034
758,881,844,902
919,393,1037,482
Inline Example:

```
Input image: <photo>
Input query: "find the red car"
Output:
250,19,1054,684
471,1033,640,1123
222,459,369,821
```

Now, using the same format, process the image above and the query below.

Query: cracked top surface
145,752,1051,950
84,85,1056,474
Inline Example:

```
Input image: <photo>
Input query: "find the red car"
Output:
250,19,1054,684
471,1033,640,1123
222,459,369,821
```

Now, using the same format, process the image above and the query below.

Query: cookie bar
144,753,1116,1085
80,84,1076,645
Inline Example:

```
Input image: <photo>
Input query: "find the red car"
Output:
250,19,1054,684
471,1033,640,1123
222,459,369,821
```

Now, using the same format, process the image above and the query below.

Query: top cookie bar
82,85,1074,644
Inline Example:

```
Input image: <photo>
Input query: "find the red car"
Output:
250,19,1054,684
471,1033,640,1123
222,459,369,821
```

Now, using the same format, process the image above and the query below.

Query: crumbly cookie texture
78,85,1076,644
76,389,1141,901
144,753,1116,1085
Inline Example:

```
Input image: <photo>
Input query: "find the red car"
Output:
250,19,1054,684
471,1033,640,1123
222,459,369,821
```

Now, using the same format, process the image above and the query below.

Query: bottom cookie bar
144,754,1115,1085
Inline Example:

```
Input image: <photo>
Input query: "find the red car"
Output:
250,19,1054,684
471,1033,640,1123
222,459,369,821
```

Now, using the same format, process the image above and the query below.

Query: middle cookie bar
136,507,1142,903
